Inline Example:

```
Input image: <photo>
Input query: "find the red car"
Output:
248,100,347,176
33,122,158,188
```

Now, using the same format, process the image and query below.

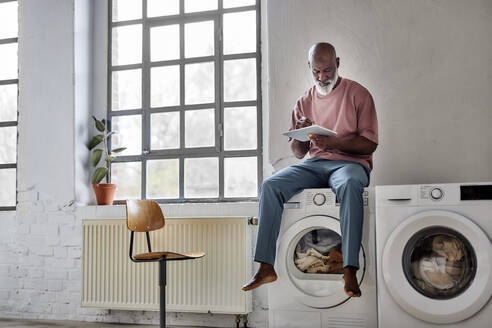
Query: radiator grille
82,218,251,314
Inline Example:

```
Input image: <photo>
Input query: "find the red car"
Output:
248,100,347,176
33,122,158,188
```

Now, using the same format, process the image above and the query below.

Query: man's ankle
344,265,358,274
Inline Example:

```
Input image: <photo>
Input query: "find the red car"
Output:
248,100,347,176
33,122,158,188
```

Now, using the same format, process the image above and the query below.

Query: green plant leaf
92,167,108,184
91,149,103,167
87,134,104,150
92,116,106,132
105,156,116,163
101,119,106,126
111,147,126,153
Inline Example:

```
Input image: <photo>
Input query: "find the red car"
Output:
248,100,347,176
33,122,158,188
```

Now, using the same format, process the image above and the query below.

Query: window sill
75,201,259,220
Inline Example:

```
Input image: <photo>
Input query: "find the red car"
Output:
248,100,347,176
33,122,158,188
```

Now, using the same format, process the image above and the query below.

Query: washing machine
376,183,492,327
268,188,377,328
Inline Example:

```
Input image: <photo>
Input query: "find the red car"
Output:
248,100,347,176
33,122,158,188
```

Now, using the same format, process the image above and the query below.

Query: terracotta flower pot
92,183,117,205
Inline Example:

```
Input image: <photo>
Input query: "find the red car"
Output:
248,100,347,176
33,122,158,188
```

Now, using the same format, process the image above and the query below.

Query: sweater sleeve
356,91,378,144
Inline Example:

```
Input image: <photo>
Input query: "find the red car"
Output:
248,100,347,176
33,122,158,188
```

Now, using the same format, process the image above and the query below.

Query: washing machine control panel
304,189,369,208
305,190,336,207
420,186,445,201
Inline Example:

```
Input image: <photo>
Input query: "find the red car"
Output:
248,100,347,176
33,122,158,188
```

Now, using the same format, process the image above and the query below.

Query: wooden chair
125,200,205,328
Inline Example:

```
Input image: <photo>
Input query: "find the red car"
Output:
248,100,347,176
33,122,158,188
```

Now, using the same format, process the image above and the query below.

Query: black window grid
107,0,262,203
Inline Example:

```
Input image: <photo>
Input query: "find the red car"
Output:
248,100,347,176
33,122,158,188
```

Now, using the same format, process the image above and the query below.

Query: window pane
151,66,180,107
184,157,218,198
224,58,256,102
150,25,179,62
151,112,179,150
148,0,179,17
111,115,142,156
223,11,256,55
223,0,255,8
0,127,16,164
185,21,214,58
112,162,141,199
184,0,217,13
0,84,17,122
0,43,18,80
112,25,142,65
0,168,16,207
185,62,214,105
112,69,142,110
185,109,214,148
112,0,142,22
0,1,18,39
224,106,256,150
147,159,179,199
224,157,257,197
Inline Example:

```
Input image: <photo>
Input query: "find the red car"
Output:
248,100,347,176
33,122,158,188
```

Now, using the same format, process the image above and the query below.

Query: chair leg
159,259,167,328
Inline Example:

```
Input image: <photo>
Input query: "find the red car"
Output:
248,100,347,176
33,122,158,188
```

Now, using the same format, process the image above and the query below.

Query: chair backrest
126,200,165,232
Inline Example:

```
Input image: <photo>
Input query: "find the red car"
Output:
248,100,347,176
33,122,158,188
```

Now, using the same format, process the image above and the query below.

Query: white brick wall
0,202,267,327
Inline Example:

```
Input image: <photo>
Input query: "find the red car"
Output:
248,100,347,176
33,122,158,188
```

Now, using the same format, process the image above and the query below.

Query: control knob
313,193,326,206
430,188,443,200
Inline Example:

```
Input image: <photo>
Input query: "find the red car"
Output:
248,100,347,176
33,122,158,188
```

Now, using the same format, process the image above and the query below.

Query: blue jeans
254,158,370,268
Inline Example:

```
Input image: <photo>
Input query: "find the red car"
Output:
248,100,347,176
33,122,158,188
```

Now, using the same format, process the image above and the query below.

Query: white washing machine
376,183,492,327
269,188,377,328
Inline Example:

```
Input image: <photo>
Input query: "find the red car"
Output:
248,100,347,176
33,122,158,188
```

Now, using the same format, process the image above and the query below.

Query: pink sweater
290,77,378,170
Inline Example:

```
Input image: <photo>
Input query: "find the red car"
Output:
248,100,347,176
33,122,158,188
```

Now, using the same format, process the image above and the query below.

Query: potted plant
87,116,126,205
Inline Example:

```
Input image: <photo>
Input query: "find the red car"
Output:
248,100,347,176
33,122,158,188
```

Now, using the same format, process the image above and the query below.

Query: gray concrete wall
266,0,492,184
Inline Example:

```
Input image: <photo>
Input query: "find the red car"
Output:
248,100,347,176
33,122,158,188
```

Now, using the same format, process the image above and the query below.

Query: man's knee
339,164,368,188
260,176,282,194
343,175,365,189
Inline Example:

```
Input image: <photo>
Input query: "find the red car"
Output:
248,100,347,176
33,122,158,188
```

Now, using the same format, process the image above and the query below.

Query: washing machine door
276,214,366,308
382,210,492,324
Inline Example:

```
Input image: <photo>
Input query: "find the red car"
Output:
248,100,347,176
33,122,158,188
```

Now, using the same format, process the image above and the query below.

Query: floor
0,318,202,328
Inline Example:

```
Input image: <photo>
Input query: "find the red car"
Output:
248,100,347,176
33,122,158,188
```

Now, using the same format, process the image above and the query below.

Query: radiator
81,217,252,314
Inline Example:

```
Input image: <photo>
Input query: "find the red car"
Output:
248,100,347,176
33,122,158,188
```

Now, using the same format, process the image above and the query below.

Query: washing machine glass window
294,229,344,275
402,226,477,300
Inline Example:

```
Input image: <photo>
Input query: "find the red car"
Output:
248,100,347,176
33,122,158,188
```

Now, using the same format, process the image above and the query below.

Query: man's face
309,53,339,95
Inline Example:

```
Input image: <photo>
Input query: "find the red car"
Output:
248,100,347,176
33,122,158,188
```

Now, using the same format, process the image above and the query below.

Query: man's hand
290,117,313,159
308,134,338,150
295,116,313,129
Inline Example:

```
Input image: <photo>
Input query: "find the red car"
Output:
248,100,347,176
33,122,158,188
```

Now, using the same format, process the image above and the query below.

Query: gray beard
315,70,339,95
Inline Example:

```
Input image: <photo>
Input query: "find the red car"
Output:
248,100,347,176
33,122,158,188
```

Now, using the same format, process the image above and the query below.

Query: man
242,42,378,297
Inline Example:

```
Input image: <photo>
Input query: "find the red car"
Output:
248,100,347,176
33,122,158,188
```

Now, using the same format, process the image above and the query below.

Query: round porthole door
277,215,366,308
382,210,492,324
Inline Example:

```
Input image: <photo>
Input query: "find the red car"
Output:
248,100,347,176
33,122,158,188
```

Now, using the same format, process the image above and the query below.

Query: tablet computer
282,125,337,142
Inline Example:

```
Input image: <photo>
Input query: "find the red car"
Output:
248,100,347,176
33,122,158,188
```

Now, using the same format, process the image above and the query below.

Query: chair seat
133,251,205,261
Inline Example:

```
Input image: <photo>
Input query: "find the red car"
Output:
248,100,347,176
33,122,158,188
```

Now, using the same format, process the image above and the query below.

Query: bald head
308,43,340,95
308,42,337,64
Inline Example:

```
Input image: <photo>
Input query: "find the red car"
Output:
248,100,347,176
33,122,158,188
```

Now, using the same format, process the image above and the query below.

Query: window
109,0,261,202
0,0,18,211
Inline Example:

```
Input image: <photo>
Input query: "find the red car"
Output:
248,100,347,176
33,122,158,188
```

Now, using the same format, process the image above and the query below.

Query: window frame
0,0,18,211
107,0,262,203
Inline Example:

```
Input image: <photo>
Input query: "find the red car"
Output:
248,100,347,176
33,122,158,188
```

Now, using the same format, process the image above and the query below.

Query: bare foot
242,262,278,291
342,266,361,297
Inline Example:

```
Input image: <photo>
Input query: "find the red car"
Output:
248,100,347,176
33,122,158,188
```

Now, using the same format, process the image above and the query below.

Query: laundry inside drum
403,227,477,300
294,228,344,274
